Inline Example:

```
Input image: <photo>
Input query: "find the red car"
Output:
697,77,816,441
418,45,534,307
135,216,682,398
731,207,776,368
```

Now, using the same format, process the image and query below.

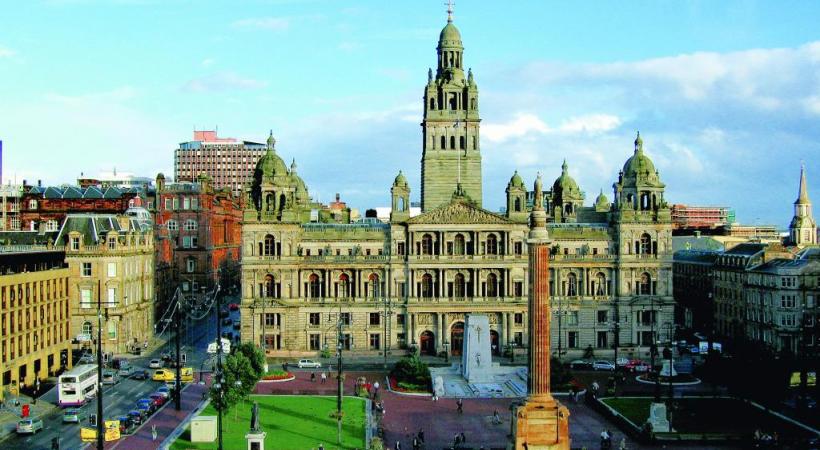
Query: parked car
149,393,166,407
102,370,119,385
228,303,239,311
137,398,156,414
131,369,149,380
615,357,629,367
153,369,175,382
16,418,44,434
625,359,651,372
592,360,616,371
156,386,170,399
297,359,321,369
148,359,163,369
62,409,81,423
128,410,144,425
569,360,593,370
78,353,95,365
118,363,132,377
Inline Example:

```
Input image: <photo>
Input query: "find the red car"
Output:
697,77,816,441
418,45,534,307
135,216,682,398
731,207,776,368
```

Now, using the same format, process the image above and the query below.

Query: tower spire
445,0,454,23
797,162,810,204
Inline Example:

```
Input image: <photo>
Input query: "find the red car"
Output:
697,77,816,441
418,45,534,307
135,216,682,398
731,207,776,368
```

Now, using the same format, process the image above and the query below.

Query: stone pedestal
512,397,570,450
246,431,267,450
659,360,677,378
647,402,670,432
462,314,492,382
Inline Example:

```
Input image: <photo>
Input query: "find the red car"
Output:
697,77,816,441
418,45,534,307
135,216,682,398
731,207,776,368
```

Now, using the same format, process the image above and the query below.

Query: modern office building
174,130,267,196
0,247,71,401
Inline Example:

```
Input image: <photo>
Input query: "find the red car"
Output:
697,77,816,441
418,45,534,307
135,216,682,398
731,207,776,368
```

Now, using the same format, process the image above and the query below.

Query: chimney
38,180,42,187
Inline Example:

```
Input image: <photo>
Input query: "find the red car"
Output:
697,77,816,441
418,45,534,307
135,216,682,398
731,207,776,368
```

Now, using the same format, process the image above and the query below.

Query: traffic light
181,353,187,364
89,414,97,427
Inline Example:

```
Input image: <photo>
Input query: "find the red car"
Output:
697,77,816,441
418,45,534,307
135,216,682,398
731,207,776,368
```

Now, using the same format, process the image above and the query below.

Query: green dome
621,132,661,185
256,148,288,178
595,189,610,211
393,170,408,187
438,23,463,48
508,170,524,188
552,160,581,197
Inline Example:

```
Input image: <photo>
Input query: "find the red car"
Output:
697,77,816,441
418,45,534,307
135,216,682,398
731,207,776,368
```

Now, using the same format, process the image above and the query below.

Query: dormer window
70,237,80,251
107,236,117,250
29,200,38,210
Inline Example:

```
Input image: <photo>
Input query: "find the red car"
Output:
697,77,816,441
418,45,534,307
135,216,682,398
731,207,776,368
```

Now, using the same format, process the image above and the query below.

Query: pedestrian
493,409,502,424
456,398,463,414
412,436,419,450
151,424,157,441
395,440,401,450
311,372,316,382
453,433,461,447
320,372,327,384
460,432,466,444
318,444,324,450
431,392,438,402
619,437,627,449
418,429,424,443
373,380,380,395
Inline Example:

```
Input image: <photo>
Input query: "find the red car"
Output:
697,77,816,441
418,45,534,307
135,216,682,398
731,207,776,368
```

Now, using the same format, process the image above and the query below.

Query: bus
59,364,98,407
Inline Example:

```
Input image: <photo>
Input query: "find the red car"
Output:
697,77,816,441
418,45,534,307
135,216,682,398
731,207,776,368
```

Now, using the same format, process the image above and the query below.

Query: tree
234,342,266,378
210,352,257,414
390,354,431,388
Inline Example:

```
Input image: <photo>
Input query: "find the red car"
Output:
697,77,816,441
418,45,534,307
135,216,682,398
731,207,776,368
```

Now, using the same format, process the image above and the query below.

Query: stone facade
55,214,155,355
239,17,675,361
0,249,71,401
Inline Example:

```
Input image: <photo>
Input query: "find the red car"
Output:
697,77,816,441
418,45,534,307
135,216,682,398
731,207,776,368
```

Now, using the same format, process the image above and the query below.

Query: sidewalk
0,392,59,441
110,382,208,450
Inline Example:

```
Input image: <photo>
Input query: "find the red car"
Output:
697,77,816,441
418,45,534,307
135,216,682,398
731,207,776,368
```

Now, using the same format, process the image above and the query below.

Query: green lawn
602,397,815,438
171,395,366,450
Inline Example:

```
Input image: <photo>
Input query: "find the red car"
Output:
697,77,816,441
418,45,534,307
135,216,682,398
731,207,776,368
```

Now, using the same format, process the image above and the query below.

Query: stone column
529,240,552,397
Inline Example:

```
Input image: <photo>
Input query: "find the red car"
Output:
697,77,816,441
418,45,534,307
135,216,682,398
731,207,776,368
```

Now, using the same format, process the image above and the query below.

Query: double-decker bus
58,364,98,407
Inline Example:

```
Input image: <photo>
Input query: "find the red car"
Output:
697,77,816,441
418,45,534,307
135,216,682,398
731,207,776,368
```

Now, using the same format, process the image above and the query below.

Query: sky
1,0,819,227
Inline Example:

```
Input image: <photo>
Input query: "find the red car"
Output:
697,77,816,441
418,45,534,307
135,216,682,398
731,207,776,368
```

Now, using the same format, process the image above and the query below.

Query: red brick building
19,184,145,232
152,173,241,303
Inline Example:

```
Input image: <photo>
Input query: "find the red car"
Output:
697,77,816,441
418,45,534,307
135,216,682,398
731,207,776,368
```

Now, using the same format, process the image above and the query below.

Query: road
5,294,237,450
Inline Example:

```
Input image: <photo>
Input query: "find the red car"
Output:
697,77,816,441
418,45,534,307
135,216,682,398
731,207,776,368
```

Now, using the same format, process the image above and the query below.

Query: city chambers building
239,15,675,361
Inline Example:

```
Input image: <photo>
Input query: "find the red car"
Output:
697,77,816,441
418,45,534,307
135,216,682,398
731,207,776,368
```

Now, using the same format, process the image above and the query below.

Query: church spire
796,163,810,204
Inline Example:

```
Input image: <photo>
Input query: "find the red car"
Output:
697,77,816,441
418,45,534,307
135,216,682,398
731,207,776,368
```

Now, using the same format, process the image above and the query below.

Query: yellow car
180,367,194,383
152,369,175,382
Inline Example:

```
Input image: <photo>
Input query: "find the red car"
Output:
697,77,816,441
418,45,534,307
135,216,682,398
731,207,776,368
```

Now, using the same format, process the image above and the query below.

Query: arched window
460,136,465,149
514,197,521,212
264,274,275,298
264,234,275,256
399,197,405,211
639,273,651,295
368,273,380,298
450,136,456,149
596,273,607,296
266,193,274,211
470,98,476,110
338,273,350,298
640,233,652,255
454,234,465,256
486,234,498,255
421,234,434,255
308,274,321,298
82,321,92,336
429,98,435,110
441,136,446,149
567,273,578,297
565,203,573,215
421,274,434,298
486,273,498,297
454,273,466,298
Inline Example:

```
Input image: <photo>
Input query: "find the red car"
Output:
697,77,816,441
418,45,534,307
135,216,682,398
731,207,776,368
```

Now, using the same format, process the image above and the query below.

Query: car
153,369,175,381
592,361,616,371
117,415,134,434
625,359,651,372
131,369,149,380
156,386,170,399
63,408,81,423
137,398,156,414
118,364,132,377
16,418,44,434
615,357,629,367
569,360,593,370
149,393,166,407
78,354,95,365
148,359,163,369
128,410,144,425
228,303,239,311
102,370,119,385
297,359,321,369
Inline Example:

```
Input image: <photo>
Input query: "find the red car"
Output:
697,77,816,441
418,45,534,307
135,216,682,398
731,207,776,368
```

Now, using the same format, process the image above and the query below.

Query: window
340,313,351,326
420,274,434,298
263,235,275,256
567,273,578,296
82,321,92,336
191,198,199,210
164,198,172,210
71,237,80,251
29,199,38,209
172,198,179,210
107,287,116,307
81,262,92,277
80,289,91,309
421,234,434,255
186,259,196,273
368,274,381,298
514,313,523,325
108,321,117,339
167,220,178,231
107,236,116,250
514,332,523,346
107,263,116,277
397,242,406,255
396,314,405,326
486,234,498,255
454,234,465,256
183,236,198,248
568,311,579,326
514,281,523,297
338,274,350,298
308,274,321,298
597,310,608,324
486,273,498,297
453,273,466,298
638,273,652,295
183,197,191,210
514,242,523,255
309,334,321,351
369,313,380,326
46,220,59,232
567,331,578,348
184,220,198,231
595,273,607,296
309,313,320,326
369,333,381,350
597,331,608,349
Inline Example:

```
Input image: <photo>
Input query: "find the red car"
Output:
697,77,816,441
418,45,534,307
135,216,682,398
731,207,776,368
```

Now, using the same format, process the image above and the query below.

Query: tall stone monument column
511,174,570,450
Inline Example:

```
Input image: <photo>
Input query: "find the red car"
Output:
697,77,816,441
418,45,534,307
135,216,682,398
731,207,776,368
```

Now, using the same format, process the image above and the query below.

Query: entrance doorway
490,330,500,355
420,331,436,356
450,322,465,356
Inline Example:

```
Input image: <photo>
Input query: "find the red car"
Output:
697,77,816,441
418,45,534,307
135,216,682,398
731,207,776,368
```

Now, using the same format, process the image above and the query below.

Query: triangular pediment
408,200,515,225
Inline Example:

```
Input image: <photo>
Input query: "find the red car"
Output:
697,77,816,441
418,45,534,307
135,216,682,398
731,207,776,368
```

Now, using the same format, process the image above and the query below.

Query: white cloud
201,58,215,67
182,72,268,93
482,113,550,143
232,17,290,31
558,114,621,133
0,46,16,57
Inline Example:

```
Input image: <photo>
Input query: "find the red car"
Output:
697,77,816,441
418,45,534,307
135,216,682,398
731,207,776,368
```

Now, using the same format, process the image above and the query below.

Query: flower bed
388,375,429,393
260,370,294,382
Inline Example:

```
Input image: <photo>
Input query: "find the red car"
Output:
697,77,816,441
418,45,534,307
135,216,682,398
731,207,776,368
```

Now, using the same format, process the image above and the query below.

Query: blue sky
1,0,819,227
